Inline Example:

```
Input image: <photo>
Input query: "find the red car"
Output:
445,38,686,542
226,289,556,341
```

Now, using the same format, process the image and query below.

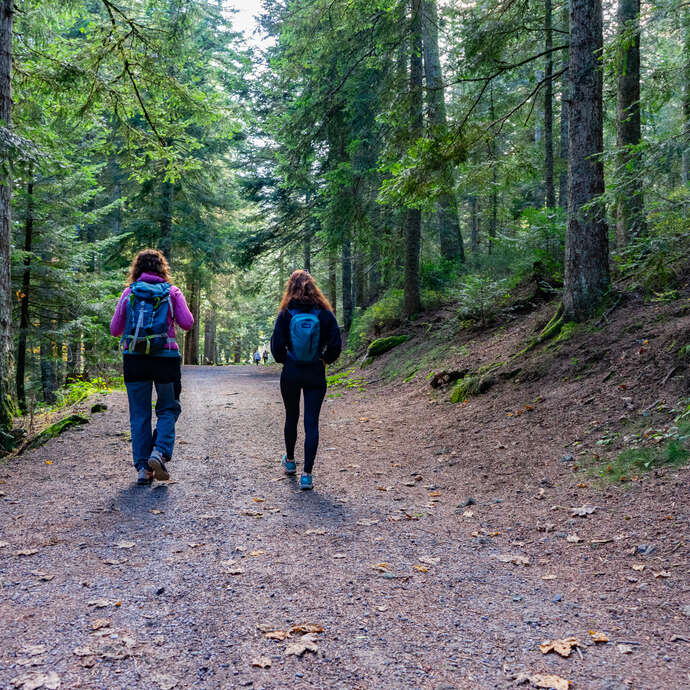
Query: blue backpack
288,308,321,362
121,281,173,355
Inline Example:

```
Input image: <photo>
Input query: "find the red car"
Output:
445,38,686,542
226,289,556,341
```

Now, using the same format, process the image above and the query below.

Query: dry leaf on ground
371,562,391,572
87,599,116,608
150,509,163,515
10,672,60,690
542,574,557,580
654,570,671,578
617,643,634,654
413,565,428,573
252,497,265,503
115,541,135,549
91,619,110,631
494,554,530,566
251,657,272,668
539,636,580,657
288,623,324,635
566,534,582,543
14,549,39,557
264,630,288,641
418,556,441,565
589,630,609,643
356,519,379,526
304,528,326,535
632,564,645,571
530,673,570,690
285,633,319,657
571,504,596,517
249,550,266,557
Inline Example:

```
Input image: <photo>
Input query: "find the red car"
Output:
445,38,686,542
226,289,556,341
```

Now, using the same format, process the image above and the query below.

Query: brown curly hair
278,270,333,313
126,249,172,285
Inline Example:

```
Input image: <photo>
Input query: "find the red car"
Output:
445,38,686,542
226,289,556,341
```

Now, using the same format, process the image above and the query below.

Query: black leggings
280,369,327,474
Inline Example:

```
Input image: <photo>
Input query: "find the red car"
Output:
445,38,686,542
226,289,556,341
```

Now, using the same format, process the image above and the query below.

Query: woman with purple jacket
110,249,194,485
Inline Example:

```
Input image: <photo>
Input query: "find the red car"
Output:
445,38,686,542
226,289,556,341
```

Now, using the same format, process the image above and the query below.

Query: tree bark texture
470,196,479,254
681,9,689,185
0,0,14,429
203,308,216,365
328,252,337,317
559,0,570,210
160,178,173,262
615,0,645,247
341,234,353,329
544,0,556,207
404,0,423,317
564,0,610,321
183,280,200,365
422,0,462,261
16,175,34,410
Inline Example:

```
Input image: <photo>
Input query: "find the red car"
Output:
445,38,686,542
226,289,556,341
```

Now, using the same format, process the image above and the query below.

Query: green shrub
456,274,510,325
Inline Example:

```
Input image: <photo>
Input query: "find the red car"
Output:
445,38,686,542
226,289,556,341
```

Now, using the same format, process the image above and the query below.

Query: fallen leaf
14,549,39,557
566,534,582,543
589,630,609,643
285,633,319,657
539,637,580,657
251,656,272,668
115,541,135,549
249,550,266,557
186,542,205,548
462,510,474,518
617,643,634,654
91,619,110,631
376,486,391,492
356,519,379,526
494,554,530,566
87,598,116,608
30,571,54,581
288,623,324,635
371,562,391,572
264,630,288,641
654,570,671,578
304,528,326,535
428,491,441,497
376,605,388,612
570,505,596,517
10,671,61,690
252,497,265,503
240,510,264,518
413,565,428,573
530,673,569,690
150,509,163,515
632,564,645,571
102,558,127,566
418,556,441,565
45,461,53,465
542,574,557,580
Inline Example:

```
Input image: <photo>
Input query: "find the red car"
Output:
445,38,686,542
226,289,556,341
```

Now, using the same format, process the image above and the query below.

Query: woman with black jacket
270,270,342,490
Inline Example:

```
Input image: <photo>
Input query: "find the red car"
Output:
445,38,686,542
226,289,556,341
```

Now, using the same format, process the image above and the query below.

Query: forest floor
1,293,690,689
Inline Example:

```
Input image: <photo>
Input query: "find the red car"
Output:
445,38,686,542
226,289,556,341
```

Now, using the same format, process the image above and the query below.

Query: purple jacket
110,272,194,352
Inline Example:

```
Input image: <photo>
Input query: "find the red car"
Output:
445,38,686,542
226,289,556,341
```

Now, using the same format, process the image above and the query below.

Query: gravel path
0,365,688,689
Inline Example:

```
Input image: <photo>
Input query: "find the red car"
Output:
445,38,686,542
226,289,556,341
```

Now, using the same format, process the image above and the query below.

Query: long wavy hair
126,249,172,285
278,270,333,313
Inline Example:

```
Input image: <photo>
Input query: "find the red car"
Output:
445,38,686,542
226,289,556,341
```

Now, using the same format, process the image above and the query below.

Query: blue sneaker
281,454,296,475
299,473,313,490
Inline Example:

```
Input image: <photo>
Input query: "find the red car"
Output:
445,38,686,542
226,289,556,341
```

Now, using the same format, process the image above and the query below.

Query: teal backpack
288,308,321,362
121,281,173,355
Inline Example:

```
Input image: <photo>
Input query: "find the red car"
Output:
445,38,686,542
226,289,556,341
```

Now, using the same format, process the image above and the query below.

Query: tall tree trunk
0,0,15,430
488,88,498,254
684,9,690,185
470,196,480,254
564,0,610,321
183,280,200,365
559,1,570,210
404,0,423,317
545,0,556,207
341,234,353,329
369,238,381,305
328,252,337,317
16,174,34,411
160,178,173,262
615,0,644,247
353,244,365,309
203,308,216,365
422,0,462,261
39,314,56,405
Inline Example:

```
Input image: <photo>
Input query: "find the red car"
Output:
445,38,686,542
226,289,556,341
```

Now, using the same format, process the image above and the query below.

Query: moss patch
26,414,89,451
90,403,108,414
367,335,412,358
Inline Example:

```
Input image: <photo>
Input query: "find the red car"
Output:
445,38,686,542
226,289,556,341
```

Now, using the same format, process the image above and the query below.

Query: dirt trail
0,365,688,689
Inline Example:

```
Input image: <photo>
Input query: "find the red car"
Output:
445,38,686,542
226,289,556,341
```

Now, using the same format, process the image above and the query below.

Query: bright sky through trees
225,0,262,44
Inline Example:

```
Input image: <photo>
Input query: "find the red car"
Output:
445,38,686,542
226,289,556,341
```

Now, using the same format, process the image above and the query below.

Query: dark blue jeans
125,380,181,471
280,365,326,474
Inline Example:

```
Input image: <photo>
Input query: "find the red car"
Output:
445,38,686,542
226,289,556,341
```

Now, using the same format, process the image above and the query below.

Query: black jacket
270,300,342,367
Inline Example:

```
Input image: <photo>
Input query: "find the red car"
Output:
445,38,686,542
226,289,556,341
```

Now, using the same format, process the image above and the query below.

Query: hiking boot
137,468,153,485
299,473,313,490
148,449,170,481
281,454,296,476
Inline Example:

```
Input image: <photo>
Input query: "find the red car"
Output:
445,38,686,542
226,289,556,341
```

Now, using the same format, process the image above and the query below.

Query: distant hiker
253,350,261,366
110,249,194,485
262,350,269,365
270,269,341,490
